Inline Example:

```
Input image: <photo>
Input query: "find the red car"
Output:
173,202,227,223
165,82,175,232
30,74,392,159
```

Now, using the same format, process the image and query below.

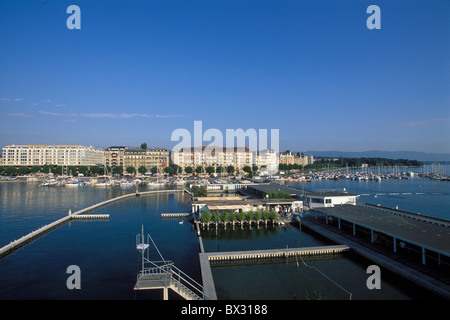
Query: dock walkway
205,245,350,262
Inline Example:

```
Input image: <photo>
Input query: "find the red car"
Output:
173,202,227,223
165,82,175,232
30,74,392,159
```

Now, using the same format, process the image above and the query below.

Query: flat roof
247,184,357,198
315,205,450,256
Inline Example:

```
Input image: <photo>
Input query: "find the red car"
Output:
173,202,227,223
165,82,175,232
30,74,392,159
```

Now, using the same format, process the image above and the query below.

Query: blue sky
0,0,449,153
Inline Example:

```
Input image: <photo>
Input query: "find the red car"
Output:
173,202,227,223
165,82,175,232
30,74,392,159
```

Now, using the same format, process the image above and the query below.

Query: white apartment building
171,146,253,171
2,145,105,166
255,149,279,173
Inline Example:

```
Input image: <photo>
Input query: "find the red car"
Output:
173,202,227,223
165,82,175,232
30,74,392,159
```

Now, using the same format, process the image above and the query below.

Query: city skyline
1,0,449,153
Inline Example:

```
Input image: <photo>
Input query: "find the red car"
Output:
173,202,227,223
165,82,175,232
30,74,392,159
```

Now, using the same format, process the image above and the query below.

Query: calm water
0,170,448,300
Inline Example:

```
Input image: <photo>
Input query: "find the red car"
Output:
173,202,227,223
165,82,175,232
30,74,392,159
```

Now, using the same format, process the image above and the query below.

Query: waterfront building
1,144,105,167
123,147,169,173
255,149,279,174
105,146,128,168
171,146,253,173
124,148,147,172
246,184,358,208
146,148,169,171
191,196,303,216
279,150,309,167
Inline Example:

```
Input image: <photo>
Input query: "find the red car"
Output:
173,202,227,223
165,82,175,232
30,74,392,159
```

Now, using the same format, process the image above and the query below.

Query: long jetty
0,189,184,259
205,245,350,262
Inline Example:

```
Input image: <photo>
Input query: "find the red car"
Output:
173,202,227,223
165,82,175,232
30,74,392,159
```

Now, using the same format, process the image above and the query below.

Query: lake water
0,169,448,300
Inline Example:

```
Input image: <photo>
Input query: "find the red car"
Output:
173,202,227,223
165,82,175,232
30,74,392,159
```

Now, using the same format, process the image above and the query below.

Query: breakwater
0,189,184,259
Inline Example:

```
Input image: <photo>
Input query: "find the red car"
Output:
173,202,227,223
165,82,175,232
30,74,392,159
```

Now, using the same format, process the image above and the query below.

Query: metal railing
137,261,204,300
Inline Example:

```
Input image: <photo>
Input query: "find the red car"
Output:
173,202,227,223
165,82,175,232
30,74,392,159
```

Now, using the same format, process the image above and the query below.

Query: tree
192,185,207,197
140,142,147,150
78,166,88,176
221,211,230,223
138,166,147,175
237,211,246,223
184,166,193,174
52,166,63,175
113,166,123,175
0,166,5,174
226,165,235,174
164,166,173,174
229,211,236,224
212,211,220,224
174,165,182,174
262,210,270,222
200,209,211,224
68,166,77,175
269,211,278,221
90,166,100,175
5,166,16,175
18,166,30,174
205,166,215,174
151,166,158,174
30,166,41,173
126,166,135,174
195,166,203,174
216,166,224,174
243,165,252,174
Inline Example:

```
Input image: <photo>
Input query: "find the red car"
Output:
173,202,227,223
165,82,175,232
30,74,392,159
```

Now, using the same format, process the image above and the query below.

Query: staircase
134,227,204,300
134,263,204,300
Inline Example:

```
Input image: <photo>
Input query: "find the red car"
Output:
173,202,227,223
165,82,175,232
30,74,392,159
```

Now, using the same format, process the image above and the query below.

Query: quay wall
0,189,184,259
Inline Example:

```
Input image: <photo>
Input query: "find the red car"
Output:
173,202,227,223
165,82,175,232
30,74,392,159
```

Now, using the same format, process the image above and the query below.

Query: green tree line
200,208,278,225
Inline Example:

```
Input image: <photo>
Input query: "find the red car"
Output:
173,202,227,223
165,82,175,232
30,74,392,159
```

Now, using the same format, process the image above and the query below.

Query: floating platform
71,214,109,219
161,213,190,218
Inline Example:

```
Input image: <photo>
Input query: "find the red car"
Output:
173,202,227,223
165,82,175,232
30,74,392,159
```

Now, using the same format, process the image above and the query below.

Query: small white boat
95,180,111,187
173,179,185,186
120,181,135,188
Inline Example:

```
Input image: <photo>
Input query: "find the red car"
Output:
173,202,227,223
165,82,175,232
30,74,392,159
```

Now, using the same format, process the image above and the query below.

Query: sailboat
95,163,112,187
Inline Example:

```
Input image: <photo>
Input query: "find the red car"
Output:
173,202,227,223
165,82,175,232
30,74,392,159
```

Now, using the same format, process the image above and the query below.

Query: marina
0,170,448,300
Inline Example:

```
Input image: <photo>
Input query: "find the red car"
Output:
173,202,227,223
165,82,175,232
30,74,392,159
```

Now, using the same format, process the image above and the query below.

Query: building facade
1,145,105,166
279,151,310,167
255,149,279,173
123,148,169,172
146,148,169,170
171,146,254,172
105,146,128,168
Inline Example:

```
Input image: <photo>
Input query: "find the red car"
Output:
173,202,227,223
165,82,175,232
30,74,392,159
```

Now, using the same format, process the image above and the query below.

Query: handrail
171,264,204,299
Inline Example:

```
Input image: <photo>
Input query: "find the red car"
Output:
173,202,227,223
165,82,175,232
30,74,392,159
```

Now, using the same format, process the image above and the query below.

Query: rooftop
315,204,450,256
246,183,357,198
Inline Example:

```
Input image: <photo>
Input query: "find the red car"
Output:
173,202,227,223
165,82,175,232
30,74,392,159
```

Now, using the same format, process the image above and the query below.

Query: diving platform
134,226,204,300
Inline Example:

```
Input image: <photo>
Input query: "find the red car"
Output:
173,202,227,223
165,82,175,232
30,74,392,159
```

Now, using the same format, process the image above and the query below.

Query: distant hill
303,150,450,162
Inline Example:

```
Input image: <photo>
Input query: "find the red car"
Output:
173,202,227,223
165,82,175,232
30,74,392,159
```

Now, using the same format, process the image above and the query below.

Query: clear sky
0,0,449,153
